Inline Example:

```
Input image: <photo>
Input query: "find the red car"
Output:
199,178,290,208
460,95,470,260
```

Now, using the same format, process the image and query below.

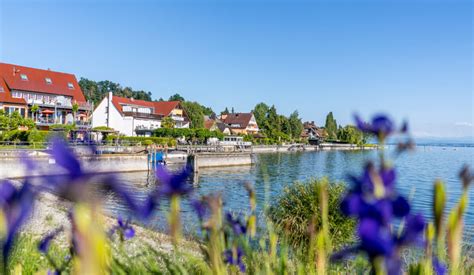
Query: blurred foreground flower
0,180,35,269
155,165,192,246
223,246,245,272
333,115,425,275
109,216,135,241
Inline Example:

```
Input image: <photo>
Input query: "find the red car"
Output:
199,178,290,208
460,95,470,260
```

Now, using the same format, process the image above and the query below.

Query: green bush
267,178,355,251
27,129,50,143
153,128,223,142
106,136,176,147
0,129,64,144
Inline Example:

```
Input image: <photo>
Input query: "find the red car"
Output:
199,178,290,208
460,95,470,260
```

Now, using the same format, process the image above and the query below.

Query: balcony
36,117,56,126
170,115,185,122
123,112,163,120
35,118,91,128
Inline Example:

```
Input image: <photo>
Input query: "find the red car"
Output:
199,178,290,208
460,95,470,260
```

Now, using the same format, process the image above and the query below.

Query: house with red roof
92,92,189,136
220,113,259,135
0,62,92,129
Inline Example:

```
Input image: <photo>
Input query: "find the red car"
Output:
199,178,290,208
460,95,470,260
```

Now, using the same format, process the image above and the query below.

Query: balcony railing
123,112,163,120
25,100,93,111
35,119,91,127
170,115,185,122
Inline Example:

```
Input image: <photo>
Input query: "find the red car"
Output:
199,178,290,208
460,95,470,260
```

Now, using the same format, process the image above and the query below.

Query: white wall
92,97,108,129
92,93,162,137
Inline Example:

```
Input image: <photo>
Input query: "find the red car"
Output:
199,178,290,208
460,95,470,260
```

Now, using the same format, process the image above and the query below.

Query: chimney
131,97,134,101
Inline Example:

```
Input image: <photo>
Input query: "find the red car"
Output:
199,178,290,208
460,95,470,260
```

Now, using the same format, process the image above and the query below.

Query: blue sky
1,0,472,138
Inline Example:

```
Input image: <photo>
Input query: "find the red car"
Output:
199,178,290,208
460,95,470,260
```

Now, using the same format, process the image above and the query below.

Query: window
20,74,28,81
45,78,52,84
0,87,4,93
12,91,22,98
67,82,74,89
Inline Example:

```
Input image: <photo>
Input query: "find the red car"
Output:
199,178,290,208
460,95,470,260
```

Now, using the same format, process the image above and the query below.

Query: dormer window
0,87,4,93
45,78,52,84
20,74,28,81
67,82,74,89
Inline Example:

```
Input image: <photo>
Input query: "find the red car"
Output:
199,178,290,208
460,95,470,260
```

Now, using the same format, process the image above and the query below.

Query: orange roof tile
111,96,182,117
0,62,86,103
0,77,26,105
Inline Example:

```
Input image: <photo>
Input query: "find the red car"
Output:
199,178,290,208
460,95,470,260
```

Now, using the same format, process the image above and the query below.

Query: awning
41,109,54,114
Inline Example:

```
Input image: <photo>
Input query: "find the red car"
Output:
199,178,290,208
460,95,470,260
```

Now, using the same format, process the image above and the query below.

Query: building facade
220,113,259,135
0,63,92,129
92,92,190,136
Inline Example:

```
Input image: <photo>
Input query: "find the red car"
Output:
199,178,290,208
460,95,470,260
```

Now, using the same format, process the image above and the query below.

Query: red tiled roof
0,77,26,105
222,113,253,129
204,119,216,130
111,96,181,117
111,96,156,114
0,62,86,103
153,101,180,116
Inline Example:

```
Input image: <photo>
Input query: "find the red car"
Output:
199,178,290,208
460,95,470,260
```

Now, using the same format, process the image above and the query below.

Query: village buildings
0,62,92,129
92,92,190,136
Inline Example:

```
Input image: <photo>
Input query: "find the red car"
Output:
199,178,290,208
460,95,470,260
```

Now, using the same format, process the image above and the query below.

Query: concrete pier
0,151,253,179
189,152,254,173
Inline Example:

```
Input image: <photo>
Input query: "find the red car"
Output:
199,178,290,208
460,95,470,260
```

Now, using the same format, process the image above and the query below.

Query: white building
92,92,189,136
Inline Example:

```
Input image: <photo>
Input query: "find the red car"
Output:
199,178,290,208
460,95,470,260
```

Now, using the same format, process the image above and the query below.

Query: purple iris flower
38,227,64,253
226,212,247,236
433,257,447,275
50,137,83,180
156,165,192,197
357,218,394,258
45,139,157,220
223,247,246,272
109,216,135,240
335,162,425,273
0,180,35,265
192,199,209,222
354,114,394,140
395,214,425,246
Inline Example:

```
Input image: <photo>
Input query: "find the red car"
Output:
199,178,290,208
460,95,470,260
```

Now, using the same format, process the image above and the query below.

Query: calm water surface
104,145,474,238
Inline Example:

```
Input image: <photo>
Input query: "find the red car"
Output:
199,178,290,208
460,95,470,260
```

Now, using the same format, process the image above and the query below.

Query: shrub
153,128,223,142
105,136,176,147
27,130,50,143
267,178,355,250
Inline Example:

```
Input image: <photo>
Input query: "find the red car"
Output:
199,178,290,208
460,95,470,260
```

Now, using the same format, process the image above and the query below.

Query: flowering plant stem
169,195,181,247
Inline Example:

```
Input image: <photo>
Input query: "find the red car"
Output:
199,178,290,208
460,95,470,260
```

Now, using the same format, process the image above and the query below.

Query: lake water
104,144,474,239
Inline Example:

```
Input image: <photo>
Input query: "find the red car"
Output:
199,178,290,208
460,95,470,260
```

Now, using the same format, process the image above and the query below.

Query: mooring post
187,154,198,174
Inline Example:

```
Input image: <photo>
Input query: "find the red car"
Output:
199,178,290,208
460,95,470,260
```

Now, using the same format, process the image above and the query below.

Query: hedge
153,128,224,140
0,130,65,143
105,136,176,147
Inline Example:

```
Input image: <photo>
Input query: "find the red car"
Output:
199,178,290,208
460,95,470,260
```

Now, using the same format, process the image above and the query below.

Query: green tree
72,102,79,122
221,107,230,115
30,104,39,122
181,101,204,128
337,125,366,145
161,116,175,129
168,93,185,102
288,110,303,139
78,78,152,107
252,103,270,129
325,112,338,140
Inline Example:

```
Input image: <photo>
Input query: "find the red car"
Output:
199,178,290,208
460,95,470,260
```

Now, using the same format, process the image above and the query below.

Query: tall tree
325,112,338,140
252,103,269,129
181,101,204,128
79,78,152,106
221,107,230,115
288,110,303,139
168,93,185,102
